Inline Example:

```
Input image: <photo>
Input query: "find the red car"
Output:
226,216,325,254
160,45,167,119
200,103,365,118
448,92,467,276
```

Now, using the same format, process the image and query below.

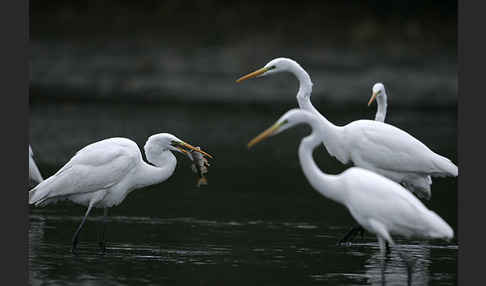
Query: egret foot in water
97,208,109,254
28,134,213,254
396,250,417,286
71,202,95,255
337,225,365,245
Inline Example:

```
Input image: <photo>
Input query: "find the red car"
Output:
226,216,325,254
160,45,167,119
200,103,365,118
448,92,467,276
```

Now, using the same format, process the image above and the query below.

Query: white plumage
28,133,212,253
248,109,453,254
237,58,457,200
369,83,387,123
368,82,437,199
29,145,44,183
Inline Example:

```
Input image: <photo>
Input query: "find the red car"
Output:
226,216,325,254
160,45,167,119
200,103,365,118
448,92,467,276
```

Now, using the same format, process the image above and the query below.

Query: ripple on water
29,214,457,286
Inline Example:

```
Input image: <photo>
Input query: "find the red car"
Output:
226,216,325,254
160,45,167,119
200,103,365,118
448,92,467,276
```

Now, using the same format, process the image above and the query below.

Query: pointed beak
236,67,269,83
247,122,282,149
368,91,379,106
176,141,213,159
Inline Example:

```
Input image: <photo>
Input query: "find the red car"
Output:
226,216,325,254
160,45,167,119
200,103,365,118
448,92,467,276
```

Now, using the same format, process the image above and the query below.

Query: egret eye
268,65,276,70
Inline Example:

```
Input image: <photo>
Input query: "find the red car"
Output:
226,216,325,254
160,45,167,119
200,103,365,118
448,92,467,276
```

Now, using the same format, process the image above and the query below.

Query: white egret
28,133,213,254
339,83,436,245
369,83,388,122
247,109,454,256
367,82,434,195
29,145,44,183
339,82,392,245
237,58,457,202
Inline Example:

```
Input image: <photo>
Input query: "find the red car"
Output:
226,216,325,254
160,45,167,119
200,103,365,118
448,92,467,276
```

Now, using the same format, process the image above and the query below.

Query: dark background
28,1,458,285
30,0,457,106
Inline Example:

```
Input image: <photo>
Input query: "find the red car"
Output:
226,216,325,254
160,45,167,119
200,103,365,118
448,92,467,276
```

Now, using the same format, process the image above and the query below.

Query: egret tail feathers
432,155,458,177
402,175,432,201
29,186,48,206
425,210,454,240
28,175,58,206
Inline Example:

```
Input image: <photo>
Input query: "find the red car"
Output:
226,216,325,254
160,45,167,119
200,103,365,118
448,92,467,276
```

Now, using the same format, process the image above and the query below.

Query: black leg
358,227,365,240
385,241,391,255
98,207,109,253
396,250,415,286
380,257,387,286
71,203,95,255
338,225,365,245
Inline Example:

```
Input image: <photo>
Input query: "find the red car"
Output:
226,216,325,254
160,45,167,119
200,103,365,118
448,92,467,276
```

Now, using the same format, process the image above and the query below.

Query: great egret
237,58,457,201
247,109,454,256
369,83,387,122
339,83,393,244
28,133,213,254
339,83,436,245
29,145,44,183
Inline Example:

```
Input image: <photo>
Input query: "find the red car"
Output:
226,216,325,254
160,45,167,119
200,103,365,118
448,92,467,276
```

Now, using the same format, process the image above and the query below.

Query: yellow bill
236,67,269,83
177,142,214,159
247,122,282,148
368,91,379,106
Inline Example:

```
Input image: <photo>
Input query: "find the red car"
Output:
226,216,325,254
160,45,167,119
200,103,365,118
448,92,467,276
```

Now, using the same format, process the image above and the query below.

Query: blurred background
29,1,457,285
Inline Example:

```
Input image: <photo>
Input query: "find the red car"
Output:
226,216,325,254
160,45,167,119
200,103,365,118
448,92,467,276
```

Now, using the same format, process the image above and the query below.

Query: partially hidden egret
339,83,436,245
367,82,434,195
28,133,213,254
247,109,454,256
29,145,44,183
236,58,457,202
369,83,388,123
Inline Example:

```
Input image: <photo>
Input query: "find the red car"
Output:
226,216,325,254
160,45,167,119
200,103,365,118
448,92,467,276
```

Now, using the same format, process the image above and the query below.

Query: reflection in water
364,244,431,286
29,100,456,285
29,215,457,286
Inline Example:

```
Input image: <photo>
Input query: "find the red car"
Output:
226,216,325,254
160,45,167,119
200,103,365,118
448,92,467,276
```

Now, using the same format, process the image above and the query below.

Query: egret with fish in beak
28,133,213,254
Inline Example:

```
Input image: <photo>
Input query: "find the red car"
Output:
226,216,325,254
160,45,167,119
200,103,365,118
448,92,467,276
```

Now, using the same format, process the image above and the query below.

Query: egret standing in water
29,145,44,183
339,83,437,245
247,109,454,256
237,58,457,202
29,133,213,254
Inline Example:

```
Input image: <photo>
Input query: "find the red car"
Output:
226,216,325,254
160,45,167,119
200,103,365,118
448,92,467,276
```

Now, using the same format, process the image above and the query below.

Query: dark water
29,99,457,285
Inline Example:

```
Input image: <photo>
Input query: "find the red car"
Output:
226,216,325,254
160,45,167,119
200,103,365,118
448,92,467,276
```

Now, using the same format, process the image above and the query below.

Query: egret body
248,109,454,254
29,133,212,253
237,58,457,201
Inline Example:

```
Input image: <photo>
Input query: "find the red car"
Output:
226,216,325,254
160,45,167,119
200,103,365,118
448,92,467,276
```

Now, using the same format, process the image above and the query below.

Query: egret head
368,82,386,106
236,58,301,83
247,109,314,148
145,133,213,159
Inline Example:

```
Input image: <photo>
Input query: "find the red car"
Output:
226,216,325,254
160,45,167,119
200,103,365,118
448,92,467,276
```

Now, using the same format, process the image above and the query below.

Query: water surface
29,99,457,285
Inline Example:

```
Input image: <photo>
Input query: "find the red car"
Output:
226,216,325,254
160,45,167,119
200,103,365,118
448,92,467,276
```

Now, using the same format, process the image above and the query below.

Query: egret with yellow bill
237,58,457,202
29,133,213,254
247,109,454,256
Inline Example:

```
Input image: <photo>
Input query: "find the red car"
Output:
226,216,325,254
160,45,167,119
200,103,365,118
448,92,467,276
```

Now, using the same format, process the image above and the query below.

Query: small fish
187,147,210,187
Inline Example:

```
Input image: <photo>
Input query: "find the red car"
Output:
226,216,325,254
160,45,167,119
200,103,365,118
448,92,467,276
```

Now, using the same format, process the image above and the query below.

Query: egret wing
348,121,455,175
345,168,438,236
31,138,141,201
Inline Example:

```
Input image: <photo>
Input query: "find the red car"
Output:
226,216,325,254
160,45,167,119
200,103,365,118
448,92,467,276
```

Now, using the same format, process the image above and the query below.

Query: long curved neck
289,63,319,115
287,62,345,160
137,150,177,189
374,93,387,122
298,127,346,204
